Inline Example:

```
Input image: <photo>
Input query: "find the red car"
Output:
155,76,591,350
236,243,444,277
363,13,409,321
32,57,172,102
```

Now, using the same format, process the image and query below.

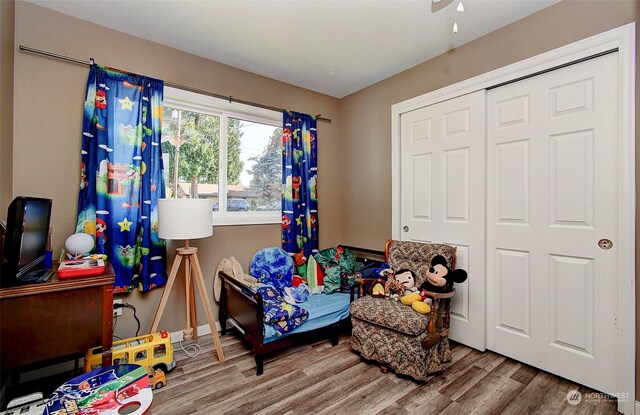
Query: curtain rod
19,45,332,123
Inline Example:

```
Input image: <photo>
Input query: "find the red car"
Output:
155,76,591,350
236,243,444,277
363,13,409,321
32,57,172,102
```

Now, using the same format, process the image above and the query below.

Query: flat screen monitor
2,196,52,282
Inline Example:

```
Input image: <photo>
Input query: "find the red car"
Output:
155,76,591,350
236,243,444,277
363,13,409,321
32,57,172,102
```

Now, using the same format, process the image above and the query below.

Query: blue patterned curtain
281,111,318,256
76,65,167,293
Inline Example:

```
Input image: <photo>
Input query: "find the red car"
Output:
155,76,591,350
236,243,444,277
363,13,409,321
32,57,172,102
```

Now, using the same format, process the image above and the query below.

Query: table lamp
150,198,224,363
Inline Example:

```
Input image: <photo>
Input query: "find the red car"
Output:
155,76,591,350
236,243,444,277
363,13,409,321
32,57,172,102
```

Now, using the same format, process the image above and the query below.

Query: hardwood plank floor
151,330,620,415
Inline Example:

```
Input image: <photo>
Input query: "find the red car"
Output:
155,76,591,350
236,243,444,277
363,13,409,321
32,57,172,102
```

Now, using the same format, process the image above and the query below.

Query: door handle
598,239,613,250
403,226,409,233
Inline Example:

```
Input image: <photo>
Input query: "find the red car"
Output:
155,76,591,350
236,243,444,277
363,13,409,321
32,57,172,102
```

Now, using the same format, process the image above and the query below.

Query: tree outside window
160,87,282,224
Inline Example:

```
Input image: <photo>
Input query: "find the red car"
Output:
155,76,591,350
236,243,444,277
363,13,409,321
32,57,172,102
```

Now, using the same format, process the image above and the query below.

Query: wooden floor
151,330,619,415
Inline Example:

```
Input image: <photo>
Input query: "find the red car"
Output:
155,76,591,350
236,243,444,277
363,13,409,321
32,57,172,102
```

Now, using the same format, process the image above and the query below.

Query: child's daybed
219,273,352,375
217,247,381,375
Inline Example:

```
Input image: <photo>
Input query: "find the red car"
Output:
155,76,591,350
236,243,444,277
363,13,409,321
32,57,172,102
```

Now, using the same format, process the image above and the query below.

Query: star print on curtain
281,111,318,257
75,65,167,293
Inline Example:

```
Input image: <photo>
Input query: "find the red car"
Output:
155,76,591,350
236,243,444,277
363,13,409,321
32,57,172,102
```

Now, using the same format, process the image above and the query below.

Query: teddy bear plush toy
383,270,402,300
419,255,468,293
385,268,417,300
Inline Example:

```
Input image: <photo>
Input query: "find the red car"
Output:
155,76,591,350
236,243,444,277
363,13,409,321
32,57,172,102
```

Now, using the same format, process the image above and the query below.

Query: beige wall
0,0,15,213
339,0,639,399
339,0,638,249
12,1,340,338
7,0,640,397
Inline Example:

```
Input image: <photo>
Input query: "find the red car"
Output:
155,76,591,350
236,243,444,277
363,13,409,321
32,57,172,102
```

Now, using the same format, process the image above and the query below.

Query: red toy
57,259,106,279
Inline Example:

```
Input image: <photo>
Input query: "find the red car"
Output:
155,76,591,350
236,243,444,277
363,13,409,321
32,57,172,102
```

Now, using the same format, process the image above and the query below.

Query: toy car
149,368,166,390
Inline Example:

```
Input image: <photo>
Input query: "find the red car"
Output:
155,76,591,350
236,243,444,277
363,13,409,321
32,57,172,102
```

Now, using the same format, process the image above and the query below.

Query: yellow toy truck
149,368,167,390
85,330,176,375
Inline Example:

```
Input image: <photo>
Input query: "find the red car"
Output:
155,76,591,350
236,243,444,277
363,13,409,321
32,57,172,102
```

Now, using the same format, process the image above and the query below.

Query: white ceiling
25,0,560,98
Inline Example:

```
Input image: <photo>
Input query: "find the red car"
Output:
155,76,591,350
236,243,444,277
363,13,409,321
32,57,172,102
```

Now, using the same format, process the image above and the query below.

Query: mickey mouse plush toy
419,255,468,293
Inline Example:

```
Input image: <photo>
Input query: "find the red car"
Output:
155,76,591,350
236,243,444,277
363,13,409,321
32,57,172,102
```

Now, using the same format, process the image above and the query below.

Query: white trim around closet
391,23,635,414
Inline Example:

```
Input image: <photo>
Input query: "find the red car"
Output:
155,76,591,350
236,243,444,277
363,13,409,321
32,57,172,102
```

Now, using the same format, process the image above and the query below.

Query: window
153,344,167,358
162,87,282,225
113,353,129,365
134,350,147,361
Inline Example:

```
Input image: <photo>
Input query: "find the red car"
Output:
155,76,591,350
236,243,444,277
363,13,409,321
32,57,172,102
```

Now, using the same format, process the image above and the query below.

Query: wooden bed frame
218,271,349,375
218,246,384,376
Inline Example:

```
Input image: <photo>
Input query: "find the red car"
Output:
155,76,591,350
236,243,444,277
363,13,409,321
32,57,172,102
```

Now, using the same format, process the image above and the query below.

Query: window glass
114,352,129,365
161,108,220,203
153,344,167,358
162,87,282,225
134,350,147,361
228,118,282,212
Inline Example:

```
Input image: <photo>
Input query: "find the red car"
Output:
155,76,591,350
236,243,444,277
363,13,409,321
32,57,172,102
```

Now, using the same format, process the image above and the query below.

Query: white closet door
486,53,619,393
400,90,485,350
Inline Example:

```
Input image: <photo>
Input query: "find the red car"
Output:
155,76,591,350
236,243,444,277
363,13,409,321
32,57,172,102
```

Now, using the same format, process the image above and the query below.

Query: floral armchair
350,240,457,381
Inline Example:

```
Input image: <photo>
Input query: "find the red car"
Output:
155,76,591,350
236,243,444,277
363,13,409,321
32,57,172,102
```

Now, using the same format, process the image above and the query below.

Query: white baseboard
169,322,221,344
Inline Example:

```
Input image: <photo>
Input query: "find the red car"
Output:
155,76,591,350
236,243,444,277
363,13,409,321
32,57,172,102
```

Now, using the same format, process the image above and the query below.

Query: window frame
163,86,282,226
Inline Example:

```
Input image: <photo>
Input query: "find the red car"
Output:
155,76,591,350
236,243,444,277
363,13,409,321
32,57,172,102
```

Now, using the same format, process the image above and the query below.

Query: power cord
113,302,141,337
112,301,201,358
179,340,202,358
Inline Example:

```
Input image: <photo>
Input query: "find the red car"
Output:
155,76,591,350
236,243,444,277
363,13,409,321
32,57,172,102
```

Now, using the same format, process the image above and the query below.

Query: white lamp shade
158,198,213,240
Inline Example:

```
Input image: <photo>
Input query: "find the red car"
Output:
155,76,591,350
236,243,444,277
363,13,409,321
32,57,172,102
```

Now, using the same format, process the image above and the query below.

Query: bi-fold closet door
399,52,619,394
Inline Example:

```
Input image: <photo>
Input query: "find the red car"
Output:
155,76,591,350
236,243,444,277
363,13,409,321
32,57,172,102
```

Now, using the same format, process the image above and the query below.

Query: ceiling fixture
431,0,465,34
453,0,464,33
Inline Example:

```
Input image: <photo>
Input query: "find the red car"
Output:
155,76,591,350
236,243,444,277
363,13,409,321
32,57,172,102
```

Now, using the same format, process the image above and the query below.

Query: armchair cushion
350,296,429,336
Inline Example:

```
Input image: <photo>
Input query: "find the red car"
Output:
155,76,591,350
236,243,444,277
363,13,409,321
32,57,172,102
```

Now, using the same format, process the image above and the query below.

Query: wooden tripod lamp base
154,198,225,363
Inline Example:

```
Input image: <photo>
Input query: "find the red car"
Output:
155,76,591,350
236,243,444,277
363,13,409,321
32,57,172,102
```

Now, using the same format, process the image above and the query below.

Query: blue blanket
257,286,309,336
263,292,351,343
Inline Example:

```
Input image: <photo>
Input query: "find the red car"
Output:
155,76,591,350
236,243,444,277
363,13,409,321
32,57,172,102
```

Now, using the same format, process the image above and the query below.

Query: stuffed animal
400,291,431,314
293,252,307,278
394,269,418,295
419,255,468,293
249,247,294,293
372,263,393,280
384,275,404,300
214,257,260,302
369,278,386,298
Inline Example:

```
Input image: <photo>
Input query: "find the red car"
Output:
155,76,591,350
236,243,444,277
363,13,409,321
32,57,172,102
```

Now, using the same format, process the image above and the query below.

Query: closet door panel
486,53,619,394
400,91,485,350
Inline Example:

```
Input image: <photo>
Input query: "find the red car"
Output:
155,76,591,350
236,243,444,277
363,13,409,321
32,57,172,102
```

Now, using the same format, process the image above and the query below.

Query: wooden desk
0,265,114,372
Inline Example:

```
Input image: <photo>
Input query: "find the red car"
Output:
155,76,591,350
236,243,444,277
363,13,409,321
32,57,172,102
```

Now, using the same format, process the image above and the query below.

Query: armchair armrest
421,290,455,300
421,288,456,349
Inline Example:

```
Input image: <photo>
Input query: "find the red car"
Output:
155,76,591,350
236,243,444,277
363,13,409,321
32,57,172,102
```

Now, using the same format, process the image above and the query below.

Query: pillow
306,255,324,290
